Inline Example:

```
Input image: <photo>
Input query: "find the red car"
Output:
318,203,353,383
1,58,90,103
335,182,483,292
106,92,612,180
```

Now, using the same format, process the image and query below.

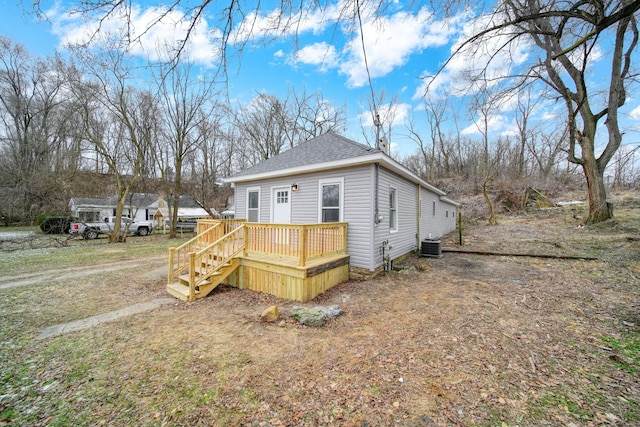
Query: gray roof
224,131,457,203
106,193,159,207
231,131,381,178
69,197,108,207
70,193,159,209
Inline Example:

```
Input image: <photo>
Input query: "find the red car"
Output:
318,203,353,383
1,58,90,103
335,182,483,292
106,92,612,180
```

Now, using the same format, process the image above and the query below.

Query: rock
260,305,279,322
314,305,343,318
290,306,326,327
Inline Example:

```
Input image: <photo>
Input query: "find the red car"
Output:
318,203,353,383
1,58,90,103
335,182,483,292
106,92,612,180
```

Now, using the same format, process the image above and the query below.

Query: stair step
177,274,212,287
203,257,229,265
193,265,232,276
166,283,199,301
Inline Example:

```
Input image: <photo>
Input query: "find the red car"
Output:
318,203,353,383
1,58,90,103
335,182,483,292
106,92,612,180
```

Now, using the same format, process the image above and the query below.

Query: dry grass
1,200,639,426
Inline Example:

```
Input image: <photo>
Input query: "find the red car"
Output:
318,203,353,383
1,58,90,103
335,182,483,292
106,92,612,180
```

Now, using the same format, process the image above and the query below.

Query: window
247,188,260,222
389,187,398,232
319,178,343,222
276,190,288,204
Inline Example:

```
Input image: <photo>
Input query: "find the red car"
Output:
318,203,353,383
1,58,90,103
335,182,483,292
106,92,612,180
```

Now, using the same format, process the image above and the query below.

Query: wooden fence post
343,223,348,253
243,225,248,257
300,225,307,267
458,212,464,246
188,252,196,301
168,247,175,284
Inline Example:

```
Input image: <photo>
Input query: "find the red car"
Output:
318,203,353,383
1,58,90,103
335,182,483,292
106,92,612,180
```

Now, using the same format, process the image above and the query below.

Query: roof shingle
231,131,381,178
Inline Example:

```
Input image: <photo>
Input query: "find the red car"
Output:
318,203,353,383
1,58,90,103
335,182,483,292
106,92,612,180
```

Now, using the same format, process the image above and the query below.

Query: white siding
375,168,420,265
233,163,456,271
343,165,375,270
419,187,458,241
233,165,375,270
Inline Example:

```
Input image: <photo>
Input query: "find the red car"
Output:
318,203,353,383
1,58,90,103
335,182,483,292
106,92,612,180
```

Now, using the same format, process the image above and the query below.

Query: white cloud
231,3,342,45
48,4,220,67
293,42,338,72
461,114,509,136
339,8,462,88
358,102,412,128
414,11,530,101
629,104,640,120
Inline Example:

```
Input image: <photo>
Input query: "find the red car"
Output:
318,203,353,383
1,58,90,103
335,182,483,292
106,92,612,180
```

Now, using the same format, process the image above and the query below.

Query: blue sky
0,1,476,157
1,1,639,160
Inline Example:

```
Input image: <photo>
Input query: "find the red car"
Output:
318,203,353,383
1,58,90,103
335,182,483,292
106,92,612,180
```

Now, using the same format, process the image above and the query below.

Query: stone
260,305,279,322
314,305,343,318
290,306,326,327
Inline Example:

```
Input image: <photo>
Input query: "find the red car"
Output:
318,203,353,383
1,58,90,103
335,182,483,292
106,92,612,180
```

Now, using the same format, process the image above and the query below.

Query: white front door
272,187,291,224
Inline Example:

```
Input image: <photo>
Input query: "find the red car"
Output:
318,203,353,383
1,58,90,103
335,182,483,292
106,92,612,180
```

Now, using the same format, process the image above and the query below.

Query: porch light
291,183,299,192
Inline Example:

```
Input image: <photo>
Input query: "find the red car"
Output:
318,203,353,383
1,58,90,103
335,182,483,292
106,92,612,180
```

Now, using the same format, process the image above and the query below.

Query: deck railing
197,219,246,236
243,222,347,266
169,220,348,287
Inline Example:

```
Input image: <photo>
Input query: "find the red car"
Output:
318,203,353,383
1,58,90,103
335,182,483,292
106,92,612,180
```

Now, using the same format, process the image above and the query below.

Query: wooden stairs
167,222,244,301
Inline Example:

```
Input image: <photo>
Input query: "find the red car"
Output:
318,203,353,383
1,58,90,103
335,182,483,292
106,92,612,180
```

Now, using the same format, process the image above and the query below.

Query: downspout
374,162,381,272
417,184,421,251
374,163,380,224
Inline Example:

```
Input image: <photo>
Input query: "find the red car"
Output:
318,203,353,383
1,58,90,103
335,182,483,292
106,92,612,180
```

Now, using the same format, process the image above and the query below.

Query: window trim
246,186,261,223
318,177,344,223
389,186,398,233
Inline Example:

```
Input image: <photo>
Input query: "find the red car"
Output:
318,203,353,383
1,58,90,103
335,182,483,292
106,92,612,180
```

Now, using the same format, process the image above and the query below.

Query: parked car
165,218,198,231
70,217,154,239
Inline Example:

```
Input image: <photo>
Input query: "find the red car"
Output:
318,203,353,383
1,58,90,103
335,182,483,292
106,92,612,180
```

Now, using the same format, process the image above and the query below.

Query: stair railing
189,225,245,292
168,222,223,284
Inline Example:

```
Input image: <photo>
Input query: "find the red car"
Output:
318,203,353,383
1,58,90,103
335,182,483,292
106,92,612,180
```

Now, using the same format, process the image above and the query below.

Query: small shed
153,207,215,230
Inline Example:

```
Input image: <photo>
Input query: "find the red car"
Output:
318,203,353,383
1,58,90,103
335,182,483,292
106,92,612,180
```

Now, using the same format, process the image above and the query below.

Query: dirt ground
1,196,639,426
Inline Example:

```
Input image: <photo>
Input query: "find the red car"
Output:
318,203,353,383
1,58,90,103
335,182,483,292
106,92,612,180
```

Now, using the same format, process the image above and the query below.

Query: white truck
69,217,154,239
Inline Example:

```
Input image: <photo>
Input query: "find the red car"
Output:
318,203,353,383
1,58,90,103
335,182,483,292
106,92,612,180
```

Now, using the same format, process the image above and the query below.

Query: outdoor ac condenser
421,239,442,258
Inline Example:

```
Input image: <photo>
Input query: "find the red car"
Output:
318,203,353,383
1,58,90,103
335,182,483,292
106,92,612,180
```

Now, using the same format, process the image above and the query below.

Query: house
222,131,459,275
152,195,218,230
70,193,220,230
69,193,159,223
166,131,459,303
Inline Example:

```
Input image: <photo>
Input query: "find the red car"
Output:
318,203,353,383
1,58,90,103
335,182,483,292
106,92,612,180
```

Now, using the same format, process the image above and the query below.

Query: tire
137,227,149,236
83,229,99,240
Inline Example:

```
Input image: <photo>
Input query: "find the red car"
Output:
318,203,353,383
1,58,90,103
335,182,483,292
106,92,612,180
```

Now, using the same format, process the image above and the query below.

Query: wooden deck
167,220,349,302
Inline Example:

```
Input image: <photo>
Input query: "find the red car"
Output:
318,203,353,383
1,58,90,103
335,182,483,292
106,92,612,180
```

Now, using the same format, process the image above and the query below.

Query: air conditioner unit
421,239,442,258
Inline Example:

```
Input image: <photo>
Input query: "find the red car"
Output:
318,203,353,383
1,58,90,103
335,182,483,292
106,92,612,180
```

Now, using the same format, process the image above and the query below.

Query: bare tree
435,0,640,223
414,97,452,179
0,36,80,223
405,112,432,180
154,61,217,237
70,42,157,242
189,109,234,216
288,86,347,143
234,93,291,165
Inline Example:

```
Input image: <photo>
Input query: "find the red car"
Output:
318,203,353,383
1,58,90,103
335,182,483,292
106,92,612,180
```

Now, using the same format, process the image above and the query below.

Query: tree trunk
110,189,128,243
169,156,183,239
482,176,497,226
582,160,613,224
